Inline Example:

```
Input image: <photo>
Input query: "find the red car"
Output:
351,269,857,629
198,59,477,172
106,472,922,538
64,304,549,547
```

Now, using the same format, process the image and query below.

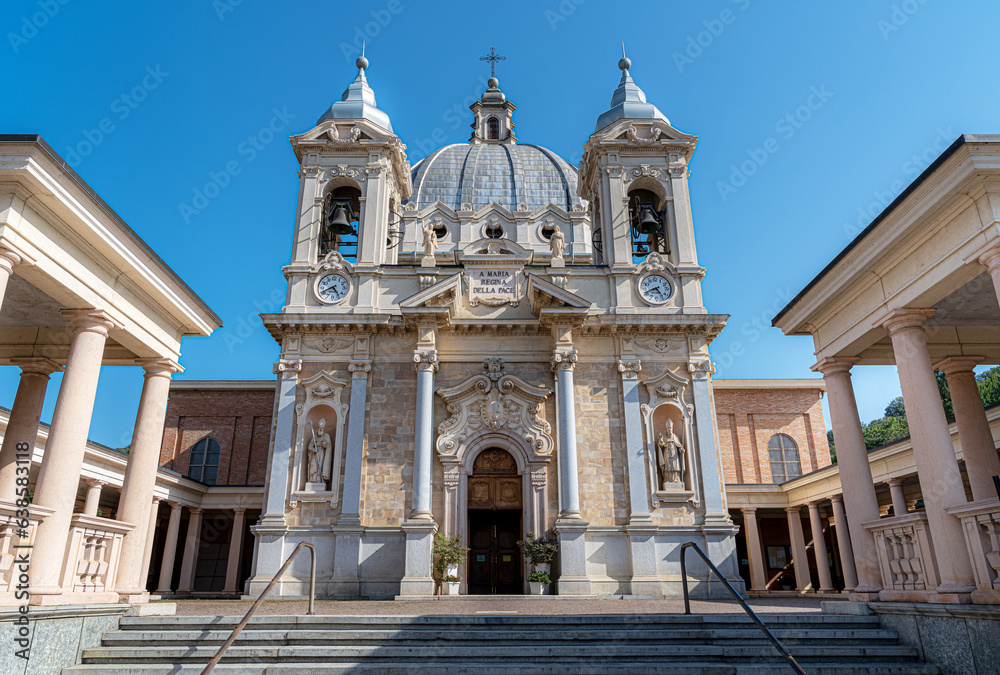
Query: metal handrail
680,541,807,675
202,541,316,674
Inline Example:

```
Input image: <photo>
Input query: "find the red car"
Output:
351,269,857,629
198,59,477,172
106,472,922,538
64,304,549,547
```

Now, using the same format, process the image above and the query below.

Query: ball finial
619,56,631,71
488,76,499,89
356,55,369,70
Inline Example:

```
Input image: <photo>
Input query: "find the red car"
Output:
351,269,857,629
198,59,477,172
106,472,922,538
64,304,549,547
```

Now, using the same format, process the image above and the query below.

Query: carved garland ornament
435,359,553,459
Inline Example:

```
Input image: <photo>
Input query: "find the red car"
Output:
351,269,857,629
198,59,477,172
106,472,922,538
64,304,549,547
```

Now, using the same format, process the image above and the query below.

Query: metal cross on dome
479,45,506,78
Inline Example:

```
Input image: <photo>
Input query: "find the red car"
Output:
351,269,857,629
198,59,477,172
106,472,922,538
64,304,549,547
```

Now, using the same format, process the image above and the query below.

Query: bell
638,206,660,235
635,242,648,254
327,203,354,236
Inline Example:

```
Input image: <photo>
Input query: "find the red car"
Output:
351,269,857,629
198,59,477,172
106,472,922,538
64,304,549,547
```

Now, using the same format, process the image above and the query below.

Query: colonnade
0,246,182,604
803,242,1000,602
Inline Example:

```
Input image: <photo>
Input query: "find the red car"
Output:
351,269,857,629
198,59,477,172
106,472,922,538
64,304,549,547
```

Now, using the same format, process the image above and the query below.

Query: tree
883,397,905,418
978,366,1000,408
936,372,954,421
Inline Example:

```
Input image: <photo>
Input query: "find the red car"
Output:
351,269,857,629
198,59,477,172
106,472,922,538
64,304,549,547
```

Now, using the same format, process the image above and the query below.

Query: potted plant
433,533,467,595
518,532,558,574
528,571,551,595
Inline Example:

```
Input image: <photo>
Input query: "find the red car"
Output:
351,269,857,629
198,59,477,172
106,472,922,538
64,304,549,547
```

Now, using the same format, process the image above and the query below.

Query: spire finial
356,40,368,70
618,42,631,72
480,44,506,79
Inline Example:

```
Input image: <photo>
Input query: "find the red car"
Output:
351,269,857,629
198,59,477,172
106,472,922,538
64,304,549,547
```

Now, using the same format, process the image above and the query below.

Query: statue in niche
549,224,565,259
421,222,438,259
657,419,686,488
306,417,332,486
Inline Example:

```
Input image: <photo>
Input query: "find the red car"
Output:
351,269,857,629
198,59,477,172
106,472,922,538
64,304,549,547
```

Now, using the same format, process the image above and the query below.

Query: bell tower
284,53,412,314
578,53,705,314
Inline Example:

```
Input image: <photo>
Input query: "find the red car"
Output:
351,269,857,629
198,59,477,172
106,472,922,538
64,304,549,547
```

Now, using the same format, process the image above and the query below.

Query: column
786,506,811,591
619,360,650,522
223,508,246,593
29,309,118,600
331,361,370,597
886,478,909,516
0,246,24,309
879,309,975,596
829,494,859,591
177,507,203,593
807,501,835,592
689,360,741,584
115,359,180,600
410,351,437,520
83,479,105,516
399,347,438,597
553,349,581,519
0,358,60,501
552,347,590,595
813,358,882,598
156,502,183,594
971,243,1000,305
742,507,767,592
937,357,1000,502
251,359,300,593
140,498,161,593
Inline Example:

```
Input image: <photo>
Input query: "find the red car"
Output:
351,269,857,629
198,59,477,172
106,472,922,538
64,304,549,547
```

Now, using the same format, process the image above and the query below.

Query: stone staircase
63,613,939,674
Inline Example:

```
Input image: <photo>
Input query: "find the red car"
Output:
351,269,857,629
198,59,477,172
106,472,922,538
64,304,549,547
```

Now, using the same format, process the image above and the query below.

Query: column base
400,519,436,597
330,524,364,597
877,588,973,604
30,591,119,606
554,519,590,596
626,521,661,598
115,591,150,604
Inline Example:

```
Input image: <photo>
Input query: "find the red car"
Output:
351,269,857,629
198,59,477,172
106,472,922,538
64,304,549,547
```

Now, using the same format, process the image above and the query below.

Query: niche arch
290,371,348,508
640,366,699,508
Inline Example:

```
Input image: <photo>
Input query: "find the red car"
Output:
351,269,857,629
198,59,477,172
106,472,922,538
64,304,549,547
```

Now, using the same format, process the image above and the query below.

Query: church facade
245,51,743,598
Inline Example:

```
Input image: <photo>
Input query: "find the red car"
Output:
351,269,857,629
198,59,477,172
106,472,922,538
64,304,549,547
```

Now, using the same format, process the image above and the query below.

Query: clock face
639,274,672,304
316,273,350,303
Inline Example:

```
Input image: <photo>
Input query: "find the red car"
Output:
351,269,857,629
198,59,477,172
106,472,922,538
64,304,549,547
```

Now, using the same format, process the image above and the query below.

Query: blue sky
2,0,998,447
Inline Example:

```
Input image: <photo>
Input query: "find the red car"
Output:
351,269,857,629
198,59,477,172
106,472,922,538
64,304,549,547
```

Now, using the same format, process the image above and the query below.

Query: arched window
187,438,222,485
487,117,499,140
768,434,801,484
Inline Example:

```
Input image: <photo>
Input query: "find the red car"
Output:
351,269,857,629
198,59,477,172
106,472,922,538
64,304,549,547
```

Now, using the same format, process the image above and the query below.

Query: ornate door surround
435,358,554,572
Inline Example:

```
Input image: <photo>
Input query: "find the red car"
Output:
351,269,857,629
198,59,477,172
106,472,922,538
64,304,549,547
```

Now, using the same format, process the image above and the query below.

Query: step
99,627,902,646
79,643,925,663
64,661,942,675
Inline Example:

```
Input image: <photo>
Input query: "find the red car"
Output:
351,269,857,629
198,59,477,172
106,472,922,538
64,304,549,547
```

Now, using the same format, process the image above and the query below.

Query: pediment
458,238,532,262
527,203,572,221
295,118,395,145
597,118,697,146
525,275,591,318
471,202,516,221
406,201,459,220
398,274,459,322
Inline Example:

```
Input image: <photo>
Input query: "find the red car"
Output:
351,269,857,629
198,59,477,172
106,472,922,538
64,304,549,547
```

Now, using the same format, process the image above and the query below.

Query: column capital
812,356,859,376
349,360,372,379
232,507,247,516
273,358,302,378
412,350,438,373
885,476,906,488
933,355,985,376
687,359,715,379
785,505,802,515
829,493,844,504
616,359,641,379
551,349,577,373
167,500,183,511
10,357,62,377
187,506,202,515
741,506,759,514
874,307,936,334
806,500,823,509
137,358,183,378
964,239,1000,270
151,496,161,505
61,308,122,335
83,477,107,489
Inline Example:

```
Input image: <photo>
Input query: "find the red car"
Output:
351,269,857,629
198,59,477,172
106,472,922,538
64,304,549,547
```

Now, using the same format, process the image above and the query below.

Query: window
484,221,504,239
188,438,222,485
487,117,499,140
768,434,801,484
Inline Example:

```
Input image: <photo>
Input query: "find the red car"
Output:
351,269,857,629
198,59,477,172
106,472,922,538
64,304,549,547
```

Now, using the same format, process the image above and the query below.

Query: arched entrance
467,448,523,595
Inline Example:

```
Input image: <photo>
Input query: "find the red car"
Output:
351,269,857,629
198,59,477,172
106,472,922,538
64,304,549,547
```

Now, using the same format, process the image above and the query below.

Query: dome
408,143,584,212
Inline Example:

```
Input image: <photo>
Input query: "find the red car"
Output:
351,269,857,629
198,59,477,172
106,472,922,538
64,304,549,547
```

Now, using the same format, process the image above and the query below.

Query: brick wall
713,384,830,485
159,386,275,486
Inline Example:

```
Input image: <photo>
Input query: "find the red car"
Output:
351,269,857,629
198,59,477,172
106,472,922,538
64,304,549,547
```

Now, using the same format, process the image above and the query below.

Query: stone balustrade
863,512,939,600
58,514,134,604
945,499,1000,605
0,500,54,603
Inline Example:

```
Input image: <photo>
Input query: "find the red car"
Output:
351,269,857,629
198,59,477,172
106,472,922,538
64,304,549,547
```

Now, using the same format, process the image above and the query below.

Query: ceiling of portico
0,272,136,365
926,272,1000,326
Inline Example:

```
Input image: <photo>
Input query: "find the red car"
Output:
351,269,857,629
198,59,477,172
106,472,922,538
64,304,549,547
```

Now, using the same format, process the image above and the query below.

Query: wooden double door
466,449,523,594
468,508,522,595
